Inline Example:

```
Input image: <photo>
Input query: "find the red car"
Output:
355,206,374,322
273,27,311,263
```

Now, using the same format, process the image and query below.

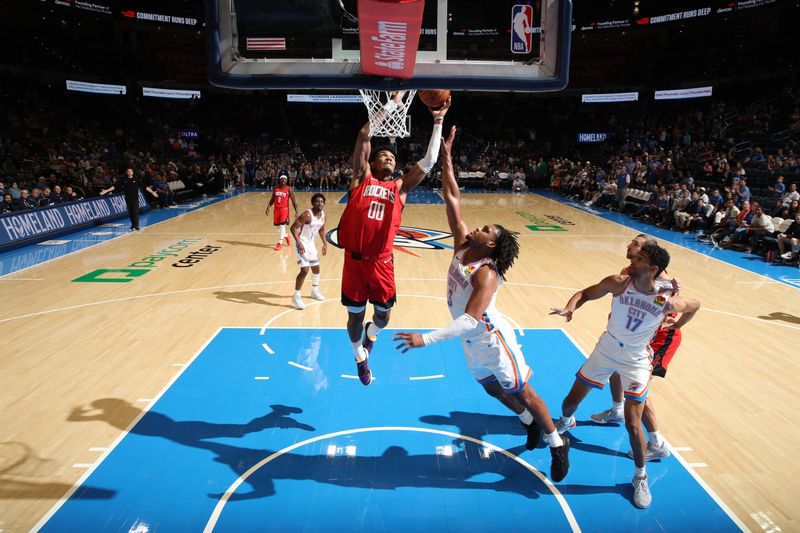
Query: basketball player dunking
394,126,570,482
339,92,450,385
550,244,700,508
266,175,298,250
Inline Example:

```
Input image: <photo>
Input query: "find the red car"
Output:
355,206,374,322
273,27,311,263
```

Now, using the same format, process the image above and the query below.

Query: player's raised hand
670,277,681,294
549,308,573,322
430,97,451,119
393,331,425,353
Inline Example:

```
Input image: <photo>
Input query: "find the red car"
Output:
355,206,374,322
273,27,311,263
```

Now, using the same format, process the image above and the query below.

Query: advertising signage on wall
576,133,611,143
66,80,126,95
582,92,639,103
0,193,148,249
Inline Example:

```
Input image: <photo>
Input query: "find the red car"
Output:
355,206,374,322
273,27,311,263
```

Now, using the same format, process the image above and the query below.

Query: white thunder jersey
446,248,531,393
299,209,325,245
447,250,502,333
607,278,673,347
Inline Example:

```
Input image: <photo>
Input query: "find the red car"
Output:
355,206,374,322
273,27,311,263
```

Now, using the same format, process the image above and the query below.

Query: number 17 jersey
338,174,404,256
607,278,673,347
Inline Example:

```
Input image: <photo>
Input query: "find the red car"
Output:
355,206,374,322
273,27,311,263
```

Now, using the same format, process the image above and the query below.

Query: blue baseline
42,328,740,532
339,188,445,204
0,190,245,277
536,190,800,289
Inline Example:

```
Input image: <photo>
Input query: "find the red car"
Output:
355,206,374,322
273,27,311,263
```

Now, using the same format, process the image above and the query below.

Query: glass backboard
205,0,572,92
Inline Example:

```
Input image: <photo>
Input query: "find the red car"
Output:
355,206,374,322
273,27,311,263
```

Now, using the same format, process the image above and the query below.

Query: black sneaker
522,421,541,450
362,321,377,355
356,357,372,386
550,435,570,482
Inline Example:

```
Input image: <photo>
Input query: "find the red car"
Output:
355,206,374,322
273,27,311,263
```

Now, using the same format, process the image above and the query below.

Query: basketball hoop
359,89,417,139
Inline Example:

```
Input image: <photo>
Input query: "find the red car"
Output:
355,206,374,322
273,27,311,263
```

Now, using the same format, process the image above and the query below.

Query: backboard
205,0,572,92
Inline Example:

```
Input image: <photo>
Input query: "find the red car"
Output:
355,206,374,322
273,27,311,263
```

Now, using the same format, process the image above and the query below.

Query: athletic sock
543,430,564,448
612,400,624,412
293,290,301,297
518,409,534,426
649,431,665,447
312,274,320,287
634,466,647,479
279,225,286,241
366,322,383,339
352,340,366,362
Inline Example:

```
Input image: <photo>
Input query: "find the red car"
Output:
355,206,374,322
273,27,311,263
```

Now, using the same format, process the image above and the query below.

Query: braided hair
490,224,520,280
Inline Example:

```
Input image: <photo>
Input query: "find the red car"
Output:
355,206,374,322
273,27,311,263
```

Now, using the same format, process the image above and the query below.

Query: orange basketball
418,89,451,109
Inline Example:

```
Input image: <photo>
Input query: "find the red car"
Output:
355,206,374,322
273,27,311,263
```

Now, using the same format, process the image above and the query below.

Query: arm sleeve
416,123,443,174
421,313,480,345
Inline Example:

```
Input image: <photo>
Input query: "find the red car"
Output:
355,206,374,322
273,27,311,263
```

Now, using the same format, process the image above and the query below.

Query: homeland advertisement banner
0,192,149,249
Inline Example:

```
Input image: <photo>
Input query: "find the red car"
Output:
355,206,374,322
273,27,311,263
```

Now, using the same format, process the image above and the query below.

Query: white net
359,89,417,139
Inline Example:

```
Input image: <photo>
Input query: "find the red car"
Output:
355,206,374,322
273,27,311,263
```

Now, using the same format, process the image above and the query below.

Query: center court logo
326,226,452,251
72,238,219,282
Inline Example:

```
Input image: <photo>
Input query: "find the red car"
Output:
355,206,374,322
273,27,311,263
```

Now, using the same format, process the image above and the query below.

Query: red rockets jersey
338,174,404,256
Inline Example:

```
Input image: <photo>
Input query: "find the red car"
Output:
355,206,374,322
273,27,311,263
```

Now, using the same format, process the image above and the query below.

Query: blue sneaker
356,356,372,385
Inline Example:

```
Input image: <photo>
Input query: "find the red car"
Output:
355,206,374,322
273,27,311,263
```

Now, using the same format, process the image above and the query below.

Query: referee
100,168,157,231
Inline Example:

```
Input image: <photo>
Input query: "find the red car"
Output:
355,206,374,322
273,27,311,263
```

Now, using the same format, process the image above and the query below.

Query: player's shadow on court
420,411,628,459
217,240,275,249
67,399,315,444
420,411,532,446
758,312,800,325
203,440,550,502
0,441,116,500
214,291,295,309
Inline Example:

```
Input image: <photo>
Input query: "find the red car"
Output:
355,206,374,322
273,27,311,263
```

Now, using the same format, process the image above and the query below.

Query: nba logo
511,4,533,54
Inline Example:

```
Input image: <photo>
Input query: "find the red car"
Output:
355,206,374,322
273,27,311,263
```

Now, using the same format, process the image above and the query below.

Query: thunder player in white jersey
550,243,700,509
289,193,328,310
394,126,570,483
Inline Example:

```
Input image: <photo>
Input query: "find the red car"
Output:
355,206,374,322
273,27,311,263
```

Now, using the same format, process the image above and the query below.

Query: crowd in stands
549,85,800,265
1,74,798,265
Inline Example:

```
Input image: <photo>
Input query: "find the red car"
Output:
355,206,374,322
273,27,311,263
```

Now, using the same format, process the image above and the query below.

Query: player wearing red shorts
591,234,682,461
265,175,298,250
341,91,451,385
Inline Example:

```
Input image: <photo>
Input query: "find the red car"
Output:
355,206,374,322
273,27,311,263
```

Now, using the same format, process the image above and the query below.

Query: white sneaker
292,293,305,310
781,251,793,260
555,416,576,435
632,476,652,508
310,288,326,301
627,441,671,461
591,408,624,424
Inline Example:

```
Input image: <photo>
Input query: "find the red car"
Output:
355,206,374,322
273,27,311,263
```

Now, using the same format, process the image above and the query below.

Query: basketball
419,89,451,109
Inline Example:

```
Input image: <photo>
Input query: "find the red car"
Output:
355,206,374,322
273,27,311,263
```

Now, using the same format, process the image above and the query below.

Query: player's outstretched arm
351,120,372,191
400,97,451,196
393,266,493,352
665,296,700,328
440,125,469,249
550,275,627,322
290,211,311,254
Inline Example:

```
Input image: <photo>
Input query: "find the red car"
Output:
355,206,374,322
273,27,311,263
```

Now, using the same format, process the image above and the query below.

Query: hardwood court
1,191,798,531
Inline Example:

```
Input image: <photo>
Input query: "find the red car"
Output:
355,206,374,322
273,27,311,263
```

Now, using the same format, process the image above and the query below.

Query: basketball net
359,89,417,139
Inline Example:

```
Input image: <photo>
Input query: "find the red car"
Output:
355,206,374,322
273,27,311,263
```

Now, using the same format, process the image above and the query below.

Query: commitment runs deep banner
0,192,149,249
